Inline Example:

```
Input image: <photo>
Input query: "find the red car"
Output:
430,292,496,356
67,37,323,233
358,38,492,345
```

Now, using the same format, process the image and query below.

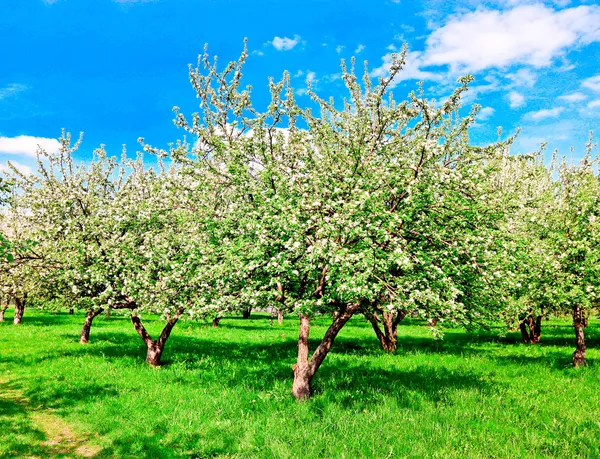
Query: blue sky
0,0,599,173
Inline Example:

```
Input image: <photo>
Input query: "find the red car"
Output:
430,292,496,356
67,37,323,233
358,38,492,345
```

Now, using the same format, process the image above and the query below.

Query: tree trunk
531,315,542,344
292,314,312,400
572,305,586,367
131,310,183,366
13,297,25,325
520,315,542,344
365,310,406,352
0,302,8,322
69,308,74,315
212,317,220,328
277,310,284,325
291,302,360,400
80,308,104,344
242,308,251,319
519,319,531,344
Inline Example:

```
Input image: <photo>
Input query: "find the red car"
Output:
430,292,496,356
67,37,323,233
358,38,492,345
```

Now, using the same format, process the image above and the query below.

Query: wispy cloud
588,100,600,109
529,107,565,120
582,75,600,92
0,84,27,100
0,135,60,157
558,92,586,102
355,44,366,54
477,106,495,120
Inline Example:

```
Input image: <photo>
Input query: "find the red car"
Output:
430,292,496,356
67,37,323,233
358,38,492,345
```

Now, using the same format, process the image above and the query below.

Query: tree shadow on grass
0,378,103,458
0,383,48,459
312,361,496,410
13,330,496,401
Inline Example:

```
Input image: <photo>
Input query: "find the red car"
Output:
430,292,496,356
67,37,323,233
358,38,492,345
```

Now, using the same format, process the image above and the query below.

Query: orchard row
1,44,598,399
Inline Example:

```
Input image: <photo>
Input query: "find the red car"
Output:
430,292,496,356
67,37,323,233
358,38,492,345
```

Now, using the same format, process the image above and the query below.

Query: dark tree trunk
291,302,360,400
519,319,531,344
520,315,543,344
13,297,25,325
365,310,406,352
242,308,251,319
212,317,220,328
69,308,74,315
80,308,104,344
131,310,183,366
531,315,542,343
572,305,586,367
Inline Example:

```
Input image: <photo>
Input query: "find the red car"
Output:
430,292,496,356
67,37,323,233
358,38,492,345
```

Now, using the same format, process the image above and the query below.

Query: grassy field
1,310,599,459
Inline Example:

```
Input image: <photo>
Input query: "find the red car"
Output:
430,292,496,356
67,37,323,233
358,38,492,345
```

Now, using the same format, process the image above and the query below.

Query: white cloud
0,135,61,157
582,75,600,92
508,91,525,108
505,68,537,87
336,45,345,54
588,100,600,109
0,161,33,176
558,92,586,102
423,4,600,73
530,107,565,120
306,71,316,82
355,44,366,54
271,35,300,51
478,107,495,120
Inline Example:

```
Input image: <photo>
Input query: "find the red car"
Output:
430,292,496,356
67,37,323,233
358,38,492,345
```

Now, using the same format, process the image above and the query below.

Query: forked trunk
242,308,251,319
131,310,183,366
291,302,360,400
69,308,74,315
0,302,8,322
13,297,25,325
365,310,406,352
572,305,586,367
80,308,104,344
212,317,220,328
520,315,542,344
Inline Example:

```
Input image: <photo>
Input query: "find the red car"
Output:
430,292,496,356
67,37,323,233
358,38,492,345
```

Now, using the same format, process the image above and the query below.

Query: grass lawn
1,310,599,458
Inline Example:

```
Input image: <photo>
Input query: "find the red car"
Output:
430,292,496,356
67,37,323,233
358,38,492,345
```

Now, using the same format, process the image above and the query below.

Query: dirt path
0,376,103,458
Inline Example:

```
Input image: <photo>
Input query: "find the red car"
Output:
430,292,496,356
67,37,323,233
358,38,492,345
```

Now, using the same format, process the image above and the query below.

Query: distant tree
534,143,599,365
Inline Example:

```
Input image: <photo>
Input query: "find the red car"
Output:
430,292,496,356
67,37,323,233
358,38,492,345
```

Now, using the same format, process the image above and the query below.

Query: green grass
1,310,600,458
